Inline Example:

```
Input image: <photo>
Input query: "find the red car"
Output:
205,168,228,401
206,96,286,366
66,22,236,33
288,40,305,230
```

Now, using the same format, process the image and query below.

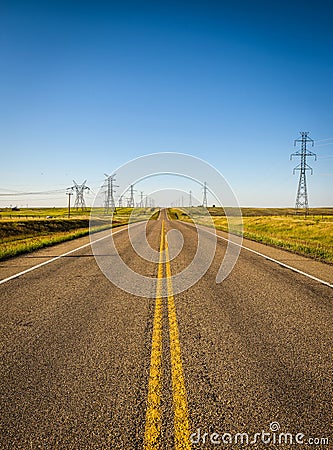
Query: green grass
0,227,94,260
0,207,91,219
0,219,113,261
168,209,181,220
0,207,158,261
168,208,333,263
149,209,160,220
215,216,333,262
171,206,333,217
0,206,152,220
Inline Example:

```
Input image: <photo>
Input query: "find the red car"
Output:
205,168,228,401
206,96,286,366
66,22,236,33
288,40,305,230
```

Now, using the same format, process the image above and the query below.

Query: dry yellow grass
169,208,333,263
214,215,333,262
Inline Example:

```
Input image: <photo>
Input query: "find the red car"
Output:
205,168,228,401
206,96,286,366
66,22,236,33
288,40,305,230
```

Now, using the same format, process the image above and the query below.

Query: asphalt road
1,211,332,449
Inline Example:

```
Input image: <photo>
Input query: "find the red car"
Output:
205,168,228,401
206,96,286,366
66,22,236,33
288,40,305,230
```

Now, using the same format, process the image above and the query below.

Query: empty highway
1,211,332,449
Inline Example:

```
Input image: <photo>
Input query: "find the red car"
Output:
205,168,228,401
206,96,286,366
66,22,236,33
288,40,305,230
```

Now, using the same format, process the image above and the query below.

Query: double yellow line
144,220,191,449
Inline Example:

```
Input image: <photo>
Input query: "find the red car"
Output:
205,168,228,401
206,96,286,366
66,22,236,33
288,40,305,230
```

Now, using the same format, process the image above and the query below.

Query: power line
316,142,333,147
290,132,316,214
316,137,333,142
0,189,64,196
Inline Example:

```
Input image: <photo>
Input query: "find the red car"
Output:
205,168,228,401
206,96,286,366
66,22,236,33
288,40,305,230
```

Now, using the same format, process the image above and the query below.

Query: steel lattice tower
127,185,136,208
104,173,118,214
202,181,208,208
140,191,144,208
118,195,123,208
68,180,90,211
189,190,192,207
290,132,316,214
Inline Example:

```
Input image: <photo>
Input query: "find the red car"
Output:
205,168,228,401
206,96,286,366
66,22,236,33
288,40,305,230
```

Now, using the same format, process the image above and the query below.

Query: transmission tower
189,190,192,207
127,185,136,207
140,191,144,208
68,180,90,211
118,195,123,208
104,173,118,214
202,181,208,208
290,132,316,214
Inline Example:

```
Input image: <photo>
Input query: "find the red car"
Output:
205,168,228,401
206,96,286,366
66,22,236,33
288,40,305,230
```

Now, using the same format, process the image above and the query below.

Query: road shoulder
0,224,129,282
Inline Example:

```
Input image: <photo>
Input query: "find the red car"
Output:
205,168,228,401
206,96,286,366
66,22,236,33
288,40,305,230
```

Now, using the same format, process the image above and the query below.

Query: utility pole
66,191,73,218
104,173,118,214
290,132,316,214
67,180,90,211
127,185,136,208
202,181,208,208
189,190,192,207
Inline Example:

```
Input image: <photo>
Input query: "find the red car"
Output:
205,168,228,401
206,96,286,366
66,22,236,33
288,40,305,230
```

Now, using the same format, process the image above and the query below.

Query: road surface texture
1,210,332,449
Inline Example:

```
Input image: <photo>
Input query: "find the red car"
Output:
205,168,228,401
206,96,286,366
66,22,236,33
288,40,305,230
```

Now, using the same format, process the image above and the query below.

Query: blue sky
0,0,332,207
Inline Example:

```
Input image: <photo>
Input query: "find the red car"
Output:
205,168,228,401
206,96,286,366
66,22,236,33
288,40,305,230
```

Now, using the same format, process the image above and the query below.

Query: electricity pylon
127,185,136,207
104,173,118,214
189,190,192,207
202,181,208,208
68,180,90,211
290,132,316,214
140,191,144,208
118,195,123,208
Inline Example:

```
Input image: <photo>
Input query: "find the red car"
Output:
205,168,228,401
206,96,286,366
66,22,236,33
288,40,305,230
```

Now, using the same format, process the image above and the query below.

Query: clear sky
0,0,332,207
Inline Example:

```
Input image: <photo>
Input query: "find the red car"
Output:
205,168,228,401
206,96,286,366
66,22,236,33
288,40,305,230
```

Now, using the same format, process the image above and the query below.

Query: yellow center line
144,220,165,449
144,216,191,449
165,231,192,450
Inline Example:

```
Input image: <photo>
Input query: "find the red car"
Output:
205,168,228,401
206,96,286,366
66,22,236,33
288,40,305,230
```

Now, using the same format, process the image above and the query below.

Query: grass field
176,206,333,217
169,208,333,263
0,208,159,261
0,207,91,220
2,206,331,263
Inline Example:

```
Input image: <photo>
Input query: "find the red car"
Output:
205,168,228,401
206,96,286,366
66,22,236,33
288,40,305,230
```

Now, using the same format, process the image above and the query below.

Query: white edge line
185,222,333,289
3,219,331,290
0,222,143,286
